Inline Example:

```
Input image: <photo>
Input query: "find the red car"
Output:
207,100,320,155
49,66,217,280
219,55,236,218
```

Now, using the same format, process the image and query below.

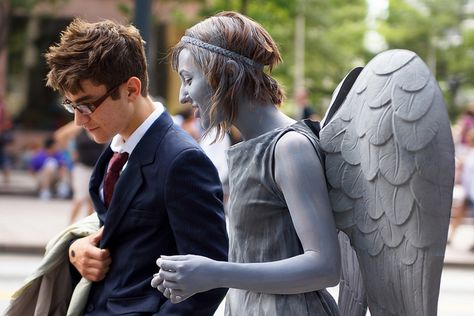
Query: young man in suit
45,19,228,315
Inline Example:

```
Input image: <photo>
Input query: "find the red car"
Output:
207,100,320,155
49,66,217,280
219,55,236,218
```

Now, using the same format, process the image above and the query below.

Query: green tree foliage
1,0,68,82
1,0,65,49
199,0,368,116
301,0,368,113
378,0,474,118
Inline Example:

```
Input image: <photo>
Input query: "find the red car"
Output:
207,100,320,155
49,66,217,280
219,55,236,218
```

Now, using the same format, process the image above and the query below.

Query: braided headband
181,36,263,69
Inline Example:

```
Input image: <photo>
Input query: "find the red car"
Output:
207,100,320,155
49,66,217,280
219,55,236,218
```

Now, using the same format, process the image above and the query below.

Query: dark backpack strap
323,66,364,127
303,119,321,138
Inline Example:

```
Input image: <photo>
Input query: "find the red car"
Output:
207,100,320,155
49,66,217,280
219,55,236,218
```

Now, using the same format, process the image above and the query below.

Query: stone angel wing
319,49,455,316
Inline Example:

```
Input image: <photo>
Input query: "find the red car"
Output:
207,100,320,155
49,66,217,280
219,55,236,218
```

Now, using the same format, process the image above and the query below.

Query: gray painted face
178,49,214,129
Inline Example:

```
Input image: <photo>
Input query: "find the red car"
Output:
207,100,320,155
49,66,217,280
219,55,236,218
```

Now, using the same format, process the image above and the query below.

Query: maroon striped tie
104,152,129,207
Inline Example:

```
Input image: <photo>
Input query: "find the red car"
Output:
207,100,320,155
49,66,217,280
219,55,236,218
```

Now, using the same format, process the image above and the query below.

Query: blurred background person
449,126,474,250
19,141,41,170
200,127,231,210
0,94,13,184
294,88,318,121
448,103,474,247
176,105,201,141
55,121,105,224
29,136,71,200
174,105,232,209
455,103,474,157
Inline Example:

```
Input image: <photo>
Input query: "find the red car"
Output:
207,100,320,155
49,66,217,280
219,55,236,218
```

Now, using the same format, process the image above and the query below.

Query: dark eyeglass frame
62,82,124,115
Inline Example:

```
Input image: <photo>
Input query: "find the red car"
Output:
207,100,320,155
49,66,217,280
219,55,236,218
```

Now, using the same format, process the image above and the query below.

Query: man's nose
74,110,89,126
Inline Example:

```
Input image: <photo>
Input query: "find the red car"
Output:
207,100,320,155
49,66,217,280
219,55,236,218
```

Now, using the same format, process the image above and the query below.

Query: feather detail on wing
320,49,454,316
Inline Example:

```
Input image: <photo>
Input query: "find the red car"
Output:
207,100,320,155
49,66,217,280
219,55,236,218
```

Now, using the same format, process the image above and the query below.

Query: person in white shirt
44,18,228,315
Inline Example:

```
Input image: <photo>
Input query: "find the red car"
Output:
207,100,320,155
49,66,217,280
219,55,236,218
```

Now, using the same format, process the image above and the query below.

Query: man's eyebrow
70,95,92,103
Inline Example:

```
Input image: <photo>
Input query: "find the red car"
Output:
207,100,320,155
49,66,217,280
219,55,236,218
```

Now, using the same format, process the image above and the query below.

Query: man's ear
225,60,240,85
126,77,141,98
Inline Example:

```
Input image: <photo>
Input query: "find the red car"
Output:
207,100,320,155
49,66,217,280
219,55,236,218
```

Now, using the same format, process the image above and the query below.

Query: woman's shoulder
275,121,321,157
274,130,318,161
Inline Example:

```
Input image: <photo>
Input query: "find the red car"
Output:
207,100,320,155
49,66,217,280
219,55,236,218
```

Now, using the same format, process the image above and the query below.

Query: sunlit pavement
1,169,474,315
1,253,473,316
0,253,228,315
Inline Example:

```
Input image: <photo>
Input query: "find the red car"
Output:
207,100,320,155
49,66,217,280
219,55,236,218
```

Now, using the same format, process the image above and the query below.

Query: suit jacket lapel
100,159,143,247
100,111,175,247
90,147,113,220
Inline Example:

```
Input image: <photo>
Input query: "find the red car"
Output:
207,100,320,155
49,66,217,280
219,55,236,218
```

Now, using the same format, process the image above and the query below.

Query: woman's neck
234,101,295,141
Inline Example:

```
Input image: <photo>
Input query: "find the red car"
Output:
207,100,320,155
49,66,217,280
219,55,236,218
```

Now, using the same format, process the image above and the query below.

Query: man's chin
91,134,111,144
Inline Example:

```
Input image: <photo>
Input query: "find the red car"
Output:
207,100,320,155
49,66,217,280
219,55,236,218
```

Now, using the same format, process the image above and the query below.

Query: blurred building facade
2,0,202,131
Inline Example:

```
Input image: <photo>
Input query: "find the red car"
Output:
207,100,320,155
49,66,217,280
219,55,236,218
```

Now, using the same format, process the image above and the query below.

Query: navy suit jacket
84,111,229,315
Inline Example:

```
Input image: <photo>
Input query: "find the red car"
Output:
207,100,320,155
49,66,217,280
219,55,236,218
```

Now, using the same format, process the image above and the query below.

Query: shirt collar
110,101,164,155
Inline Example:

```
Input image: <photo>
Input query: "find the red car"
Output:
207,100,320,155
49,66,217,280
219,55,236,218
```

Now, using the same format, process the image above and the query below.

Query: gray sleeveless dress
224,121,339,316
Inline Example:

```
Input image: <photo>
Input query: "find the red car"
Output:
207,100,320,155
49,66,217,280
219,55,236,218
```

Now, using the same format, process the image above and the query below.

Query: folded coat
5,213,99,316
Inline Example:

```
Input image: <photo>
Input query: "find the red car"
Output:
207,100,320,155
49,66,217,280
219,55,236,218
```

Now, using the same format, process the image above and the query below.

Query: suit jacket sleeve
158,148,229,315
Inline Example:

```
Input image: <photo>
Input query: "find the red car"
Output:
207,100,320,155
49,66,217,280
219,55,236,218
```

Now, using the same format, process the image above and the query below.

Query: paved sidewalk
0,170,76,253
0,195,72,254
0,169,37,197
1,170,474,267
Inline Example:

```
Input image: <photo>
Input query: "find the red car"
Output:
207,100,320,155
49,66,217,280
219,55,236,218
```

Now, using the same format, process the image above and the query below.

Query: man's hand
69,227,111,282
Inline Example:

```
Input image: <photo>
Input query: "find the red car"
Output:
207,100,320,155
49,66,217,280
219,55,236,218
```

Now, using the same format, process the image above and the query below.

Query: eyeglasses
62,82,123,115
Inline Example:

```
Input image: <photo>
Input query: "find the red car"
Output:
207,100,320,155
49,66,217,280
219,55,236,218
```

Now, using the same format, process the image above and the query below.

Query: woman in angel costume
152,11,454,316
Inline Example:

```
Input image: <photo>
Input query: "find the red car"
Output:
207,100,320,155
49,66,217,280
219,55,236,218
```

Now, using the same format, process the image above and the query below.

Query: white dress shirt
100,102,165,201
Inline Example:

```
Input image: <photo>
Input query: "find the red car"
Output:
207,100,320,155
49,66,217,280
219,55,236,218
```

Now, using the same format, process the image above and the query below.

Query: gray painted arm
152,132,341,303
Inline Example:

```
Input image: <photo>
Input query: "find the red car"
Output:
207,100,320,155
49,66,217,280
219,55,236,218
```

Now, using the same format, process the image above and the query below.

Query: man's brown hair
45,18,148,97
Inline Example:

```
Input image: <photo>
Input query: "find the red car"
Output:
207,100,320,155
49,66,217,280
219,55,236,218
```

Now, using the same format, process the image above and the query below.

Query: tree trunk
0,1,10,97
240,0,248,14
293,0,305,99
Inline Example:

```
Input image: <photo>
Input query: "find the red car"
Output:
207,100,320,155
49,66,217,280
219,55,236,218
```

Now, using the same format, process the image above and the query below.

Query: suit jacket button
86,304,94,312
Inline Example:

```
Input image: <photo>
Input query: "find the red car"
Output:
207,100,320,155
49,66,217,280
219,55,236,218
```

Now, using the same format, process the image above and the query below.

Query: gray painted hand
152,255,216,304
